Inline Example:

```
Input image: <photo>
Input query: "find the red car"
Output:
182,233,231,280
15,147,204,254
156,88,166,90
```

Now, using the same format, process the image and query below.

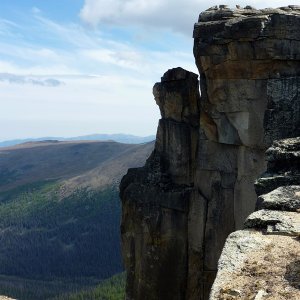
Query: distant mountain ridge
0,133,155,148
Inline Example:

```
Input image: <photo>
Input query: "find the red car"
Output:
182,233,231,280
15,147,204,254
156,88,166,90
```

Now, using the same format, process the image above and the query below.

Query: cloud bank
80,0,300,35
80,0,200,35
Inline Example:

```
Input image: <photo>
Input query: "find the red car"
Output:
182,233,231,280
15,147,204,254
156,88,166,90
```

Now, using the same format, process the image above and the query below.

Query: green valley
54,273,125,300
0,140,153,299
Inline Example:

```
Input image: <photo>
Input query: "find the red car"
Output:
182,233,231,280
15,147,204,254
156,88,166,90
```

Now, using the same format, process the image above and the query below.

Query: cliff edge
120,5,300,300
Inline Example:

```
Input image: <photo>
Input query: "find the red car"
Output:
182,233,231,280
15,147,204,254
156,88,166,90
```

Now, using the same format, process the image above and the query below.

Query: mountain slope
54,272,125,300
0,140,153,192
0,140,154,299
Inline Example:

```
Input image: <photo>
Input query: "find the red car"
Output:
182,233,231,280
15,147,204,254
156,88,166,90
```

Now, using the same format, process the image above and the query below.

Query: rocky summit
120,6,300,300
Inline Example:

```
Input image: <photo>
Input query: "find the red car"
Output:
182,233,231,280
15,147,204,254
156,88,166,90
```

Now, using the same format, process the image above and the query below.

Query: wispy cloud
0,9,196,78
0,1,202,139
0,73,64,86
32,7,41,15
35,14,103,49
0,18,21,37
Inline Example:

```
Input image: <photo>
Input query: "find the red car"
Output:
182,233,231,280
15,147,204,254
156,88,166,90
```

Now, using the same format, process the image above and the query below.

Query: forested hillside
55,273,125,300
0,140,153,299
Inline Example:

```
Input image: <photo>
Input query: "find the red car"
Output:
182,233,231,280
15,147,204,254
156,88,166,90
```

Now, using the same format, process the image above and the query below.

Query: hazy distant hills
0,140,154,192
0,133,155,148
0,140,154,299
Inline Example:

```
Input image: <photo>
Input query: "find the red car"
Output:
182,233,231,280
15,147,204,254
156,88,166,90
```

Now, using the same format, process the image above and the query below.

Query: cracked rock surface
120,6,300,300
210,137,300,300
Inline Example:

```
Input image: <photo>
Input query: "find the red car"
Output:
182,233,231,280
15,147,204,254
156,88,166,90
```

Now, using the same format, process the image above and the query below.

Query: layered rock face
193,4,300,229
210,137,300,300
120,6,300,300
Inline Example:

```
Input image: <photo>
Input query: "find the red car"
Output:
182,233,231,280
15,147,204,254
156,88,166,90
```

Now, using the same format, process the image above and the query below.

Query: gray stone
209,230,271,299
121,6,300,300
211,129,300,299
266,137,300,165
257,185,300,211
264,79,300,145
244,209,300,236
255,137,300,195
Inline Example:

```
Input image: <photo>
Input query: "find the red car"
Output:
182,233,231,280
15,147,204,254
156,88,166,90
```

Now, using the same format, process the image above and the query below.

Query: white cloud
0,43,61,62
0,59,78,76
81,48,146,70
0,4,200,139
35,15,103,49
80,0,199,35
0,73,64,86
0,74,159,139
80,0,300,35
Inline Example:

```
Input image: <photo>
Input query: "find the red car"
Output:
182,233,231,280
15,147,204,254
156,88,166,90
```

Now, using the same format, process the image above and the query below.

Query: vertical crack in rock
120,6,300,300
120,68,200,300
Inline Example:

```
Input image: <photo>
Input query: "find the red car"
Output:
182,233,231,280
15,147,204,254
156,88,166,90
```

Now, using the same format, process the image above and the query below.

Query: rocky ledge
120,6,300,300
210,138,300,300
255,137,300,196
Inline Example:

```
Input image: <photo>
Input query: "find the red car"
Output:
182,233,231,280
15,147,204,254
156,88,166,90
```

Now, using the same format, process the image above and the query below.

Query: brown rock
120,68,200,300
120,7,300,300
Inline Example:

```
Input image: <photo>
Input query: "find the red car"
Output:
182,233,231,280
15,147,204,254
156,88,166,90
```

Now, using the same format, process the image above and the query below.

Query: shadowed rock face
255,137,300,196
120,68,200,300
120,6,300,300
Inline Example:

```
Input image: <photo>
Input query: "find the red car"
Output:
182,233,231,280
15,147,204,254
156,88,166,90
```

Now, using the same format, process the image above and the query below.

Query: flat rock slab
257,185,300,211
244,209,300,235
266,137,300,163
210,230,300,300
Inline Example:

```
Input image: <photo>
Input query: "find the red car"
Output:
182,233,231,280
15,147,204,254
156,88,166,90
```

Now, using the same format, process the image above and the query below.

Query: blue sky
0,0,298,140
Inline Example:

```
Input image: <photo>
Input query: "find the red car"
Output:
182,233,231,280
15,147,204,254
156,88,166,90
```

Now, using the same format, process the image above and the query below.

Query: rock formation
120,68,200,300
120,6,300,300
210,137,300,300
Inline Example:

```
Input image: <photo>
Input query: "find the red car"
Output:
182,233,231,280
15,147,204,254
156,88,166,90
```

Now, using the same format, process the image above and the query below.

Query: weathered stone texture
120,6,300,300
255,137,300,195
210,137,300,300
257,185,300,211
192,6,300,298
120,68,200,300
265,78,300,145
